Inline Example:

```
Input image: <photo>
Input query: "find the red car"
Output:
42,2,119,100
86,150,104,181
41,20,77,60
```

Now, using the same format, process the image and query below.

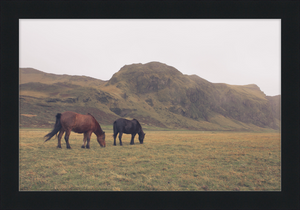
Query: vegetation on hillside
19,62,280,131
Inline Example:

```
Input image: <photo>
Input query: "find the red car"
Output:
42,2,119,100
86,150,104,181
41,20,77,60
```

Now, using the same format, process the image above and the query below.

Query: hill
19,62,280,131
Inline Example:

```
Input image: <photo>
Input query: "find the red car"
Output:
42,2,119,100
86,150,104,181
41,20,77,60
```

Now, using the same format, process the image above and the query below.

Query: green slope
19,62,280,131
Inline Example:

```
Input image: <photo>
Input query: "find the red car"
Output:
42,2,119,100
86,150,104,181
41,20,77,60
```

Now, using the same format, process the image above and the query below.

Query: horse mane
87,113,104,134
132,119,143,133
132,119,140,125
87,113,97,120
87,113,97,122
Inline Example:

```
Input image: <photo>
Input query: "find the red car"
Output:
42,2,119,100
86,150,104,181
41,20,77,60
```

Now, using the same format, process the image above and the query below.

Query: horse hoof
81,145,85,148
86,146,90,149
57,146,62,149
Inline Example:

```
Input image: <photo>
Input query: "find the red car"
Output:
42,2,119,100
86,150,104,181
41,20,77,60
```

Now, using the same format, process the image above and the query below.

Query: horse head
97,132,106,147
138,132,145,144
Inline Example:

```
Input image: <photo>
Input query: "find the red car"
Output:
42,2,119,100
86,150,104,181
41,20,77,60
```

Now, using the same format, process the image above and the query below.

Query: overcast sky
20,19,281,96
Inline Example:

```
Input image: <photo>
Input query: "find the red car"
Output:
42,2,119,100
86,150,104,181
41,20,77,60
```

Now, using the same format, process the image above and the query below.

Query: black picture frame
1,0,299,209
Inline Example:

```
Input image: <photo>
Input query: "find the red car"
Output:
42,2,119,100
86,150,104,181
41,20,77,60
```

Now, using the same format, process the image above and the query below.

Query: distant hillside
19,62,280,131
20,68,106,87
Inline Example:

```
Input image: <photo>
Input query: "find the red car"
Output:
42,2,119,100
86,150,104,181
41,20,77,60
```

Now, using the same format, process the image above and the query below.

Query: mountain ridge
19,62,280,131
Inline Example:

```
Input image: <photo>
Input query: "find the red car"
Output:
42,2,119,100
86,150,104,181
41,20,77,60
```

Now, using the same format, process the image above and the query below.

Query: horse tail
44,113,62,142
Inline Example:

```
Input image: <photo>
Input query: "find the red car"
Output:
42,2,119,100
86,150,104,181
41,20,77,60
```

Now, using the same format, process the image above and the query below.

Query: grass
19,128,281,191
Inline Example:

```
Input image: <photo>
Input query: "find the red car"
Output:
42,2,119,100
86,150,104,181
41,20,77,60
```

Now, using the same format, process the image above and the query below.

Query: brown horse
44,111,106,149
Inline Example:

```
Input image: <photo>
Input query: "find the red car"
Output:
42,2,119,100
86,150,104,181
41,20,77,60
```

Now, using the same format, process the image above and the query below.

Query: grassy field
19,128,281,191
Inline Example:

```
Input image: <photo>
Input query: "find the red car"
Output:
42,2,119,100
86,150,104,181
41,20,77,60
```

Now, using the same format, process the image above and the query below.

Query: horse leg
113,132,118,146
118,132,123,146
130,133,136,145
81,132,88,148
64,129,72,149
86,132,92,149
57,130,64,148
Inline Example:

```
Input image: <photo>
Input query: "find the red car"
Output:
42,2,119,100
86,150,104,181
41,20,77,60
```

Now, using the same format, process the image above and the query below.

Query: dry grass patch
21,114,37,117
19,128,280,191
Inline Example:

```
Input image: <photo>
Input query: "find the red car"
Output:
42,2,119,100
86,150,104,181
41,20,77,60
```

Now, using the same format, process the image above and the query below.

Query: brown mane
88,113,104,135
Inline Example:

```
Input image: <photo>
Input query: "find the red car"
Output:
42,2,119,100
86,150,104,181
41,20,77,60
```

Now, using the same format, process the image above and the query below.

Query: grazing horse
44,111,106,149
113,118,145,146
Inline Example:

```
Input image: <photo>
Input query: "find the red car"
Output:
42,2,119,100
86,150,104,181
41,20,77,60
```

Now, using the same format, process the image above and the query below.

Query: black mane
132,119,142,132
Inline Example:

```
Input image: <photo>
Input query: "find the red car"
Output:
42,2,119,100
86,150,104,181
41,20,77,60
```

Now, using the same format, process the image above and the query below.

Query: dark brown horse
44,111,106,149
113,118,145,146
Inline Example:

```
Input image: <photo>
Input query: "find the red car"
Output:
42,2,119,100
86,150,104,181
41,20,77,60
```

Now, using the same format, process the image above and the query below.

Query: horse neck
138,127,144,135
94,121,104,136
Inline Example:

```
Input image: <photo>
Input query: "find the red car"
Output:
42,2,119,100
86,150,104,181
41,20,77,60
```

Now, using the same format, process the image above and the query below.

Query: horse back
114,118,141,134
60,111,77,127
61,111,96,133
